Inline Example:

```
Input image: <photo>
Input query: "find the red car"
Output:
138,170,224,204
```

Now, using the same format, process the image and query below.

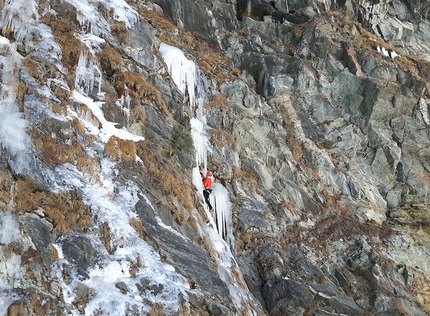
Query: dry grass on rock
31,128,85,167
148,303,164,316
410,272,430,311
5,177,93,234
42,13,82,69
105,135,137,162
207,128,237,150
97,43,123,76
136,141,194,212
204,94,230,112
129,217,146,239
114,71,172,121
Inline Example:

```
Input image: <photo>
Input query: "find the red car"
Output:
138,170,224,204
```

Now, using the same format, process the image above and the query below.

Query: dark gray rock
310,283,364,315
61,235,101,273
115,281,129,294
263,279,315,314
138,277,164,295
49,0,78,25
134,196,235,311
236,203,279,235
20,213,55,266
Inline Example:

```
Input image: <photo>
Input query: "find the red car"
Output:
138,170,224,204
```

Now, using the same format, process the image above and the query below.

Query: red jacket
201,173,213,190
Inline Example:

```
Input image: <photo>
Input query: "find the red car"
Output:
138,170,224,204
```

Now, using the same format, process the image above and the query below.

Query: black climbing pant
203,189,213,210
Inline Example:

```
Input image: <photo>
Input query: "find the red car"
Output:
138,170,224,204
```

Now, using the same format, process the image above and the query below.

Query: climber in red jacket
199,164,214,213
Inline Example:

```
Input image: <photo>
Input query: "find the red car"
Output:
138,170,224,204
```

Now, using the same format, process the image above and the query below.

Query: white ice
64,0,138,37
117,93,132,128
212,183,234,247
0,36,32,175
0,212,20,244
381,47,389,57
0,0,39,42
75,53,103,96
0,0,63,63
77,33,106,55
0,211,25,312
159,43,198,110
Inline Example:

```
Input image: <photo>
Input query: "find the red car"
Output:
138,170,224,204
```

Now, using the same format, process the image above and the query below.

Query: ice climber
199,164,214,213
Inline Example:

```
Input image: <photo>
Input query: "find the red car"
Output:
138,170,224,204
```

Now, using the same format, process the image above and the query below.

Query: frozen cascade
158,43,254,312
190,118,210,170
159,43,204,116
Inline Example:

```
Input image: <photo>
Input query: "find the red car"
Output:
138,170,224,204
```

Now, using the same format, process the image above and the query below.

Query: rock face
1,0,430,315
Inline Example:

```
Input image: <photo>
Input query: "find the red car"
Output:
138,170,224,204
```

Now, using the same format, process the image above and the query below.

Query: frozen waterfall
159,43,234,247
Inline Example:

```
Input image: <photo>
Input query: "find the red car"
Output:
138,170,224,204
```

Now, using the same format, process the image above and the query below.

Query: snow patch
71,90,144,143
43,161,194,315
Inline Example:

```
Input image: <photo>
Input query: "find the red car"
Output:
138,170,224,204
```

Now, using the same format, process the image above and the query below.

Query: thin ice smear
71,89,143,143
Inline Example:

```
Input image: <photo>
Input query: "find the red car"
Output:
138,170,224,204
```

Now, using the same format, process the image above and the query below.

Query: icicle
125,93,131,129
74,53,102,96
159,43,197,113
0,0,39,42
116,92,131,128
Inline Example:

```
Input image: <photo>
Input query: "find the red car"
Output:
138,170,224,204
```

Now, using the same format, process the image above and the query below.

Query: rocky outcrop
1,0,430,315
